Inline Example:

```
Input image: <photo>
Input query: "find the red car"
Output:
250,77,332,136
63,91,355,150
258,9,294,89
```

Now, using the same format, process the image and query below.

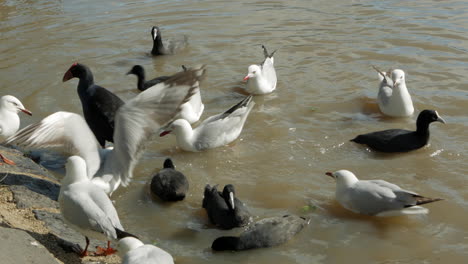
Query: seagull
243,45,277,95
0,95,32,165
159,95,254,152
151,26,188,56
128,65,203,124
373,66,414,117
211,215,308,251
351,109,445,152
59,156,124,257
202,184,251,229
116,230,174,264
7,65,206,195
326,170,443,216
150,158,189,201
63,62,125,148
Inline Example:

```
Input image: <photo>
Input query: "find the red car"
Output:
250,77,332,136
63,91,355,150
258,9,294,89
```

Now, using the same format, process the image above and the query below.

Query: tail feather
115,228,139,240
262,44,277,58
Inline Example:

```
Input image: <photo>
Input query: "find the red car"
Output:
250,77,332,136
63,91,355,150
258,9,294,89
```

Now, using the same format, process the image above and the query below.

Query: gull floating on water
373,66,414,117
244,45,277,95
60,156,124,256
326,170,443,216
7,66,206,194
0,95,32,165
351,109,445,153
160,95,254,152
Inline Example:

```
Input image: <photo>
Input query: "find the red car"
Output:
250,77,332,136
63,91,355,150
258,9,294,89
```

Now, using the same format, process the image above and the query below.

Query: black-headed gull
211,215,308,251
326,170,443,216
151,26,188,56
63,62,125,148
351,110,445,152
243,45,277,95
7,65,206,195
116,231,174,264
128,65,204,124
373,66,414,117
0,95,32,165
159,95,255,152
60,156,124,256
203,184,251,229
150,158,189,201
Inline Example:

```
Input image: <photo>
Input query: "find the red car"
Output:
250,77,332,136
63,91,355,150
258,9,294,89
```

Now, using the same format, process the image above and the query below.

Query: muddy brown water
1,0,467,263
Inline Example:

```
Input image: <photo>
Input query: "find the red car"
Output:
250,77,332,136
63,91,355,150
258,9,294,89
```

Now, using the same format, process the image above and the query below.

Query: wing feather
111,65,207,186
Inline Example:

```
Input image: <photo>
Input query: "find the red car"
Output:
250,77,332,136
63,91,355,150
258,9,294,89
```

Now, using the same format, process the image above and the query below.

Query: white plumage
327,170,442,216
6,66,206,194
117,237,174,264
160,95,255,152
244,45,277,95
374,67,414,117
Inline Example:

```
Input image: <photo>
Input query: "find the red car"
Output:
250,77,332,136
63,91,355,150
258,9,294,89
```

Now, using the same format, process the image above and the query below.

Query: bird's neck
152,35,164,54
174,121,195,150
416,120,431,138
0,109,20,138
77,73,95,97
136,75,146,91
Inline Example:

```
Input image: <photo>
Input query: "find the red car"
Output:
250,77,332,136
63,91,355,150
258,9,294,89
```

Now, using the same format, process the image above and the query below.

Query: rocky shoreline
0,145,120,264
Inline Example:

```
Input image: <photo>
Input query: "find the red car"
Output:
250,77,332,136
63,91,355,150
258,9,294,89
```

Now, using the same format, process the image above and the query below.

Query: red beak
20,108,32,116
243,75,249,81
63,62,78,82
159,131,171,137
63,70,73,82
325,172,334,178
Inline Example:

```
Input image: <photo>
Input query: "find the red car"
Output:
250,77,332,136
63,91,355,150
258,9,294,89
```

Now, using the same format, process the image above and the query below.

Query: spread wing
5,111,101,177
108,65,207,186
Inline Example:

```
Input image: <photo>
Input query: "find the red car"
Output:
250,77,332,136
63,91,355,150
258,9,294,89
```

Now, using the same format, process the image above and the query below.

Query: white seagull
60,155,123,257
326,170,443,217
117,234,174,264
373,66,414,117
6,66,206,194
0,95,32,165
243,45,277,95
160,95,255,152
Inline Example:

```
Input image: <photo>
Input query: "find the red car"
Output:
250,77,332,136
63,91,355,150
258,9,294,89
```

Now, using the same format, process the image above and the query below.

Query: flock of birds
0,25,447,263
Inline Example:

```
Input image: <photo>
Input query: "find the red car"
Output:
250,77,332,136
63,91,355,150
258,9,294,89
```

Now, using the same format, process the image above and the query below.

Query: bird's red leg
95,241,117,256
78,237,90,258
0,154,15,165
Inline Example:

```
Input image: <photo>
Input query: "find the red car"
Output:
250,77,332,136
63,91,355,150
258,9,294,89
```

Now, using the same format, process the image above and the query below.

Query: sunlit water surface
1,0,467,263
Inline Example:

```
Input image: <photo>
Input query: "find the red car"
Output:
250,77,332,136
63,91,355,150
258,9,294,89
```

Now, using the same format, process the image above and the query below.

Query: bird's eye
253,71,256,74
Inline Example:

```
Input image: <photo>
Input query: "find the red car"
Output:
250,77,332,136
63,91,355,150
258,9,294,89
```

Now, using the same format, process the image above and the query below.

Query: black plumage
351,109,445,152
63,63,124,147
150,26,188,56
126,65,171,91
211,215,308,251
150,158,189,201
202,184,251,229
